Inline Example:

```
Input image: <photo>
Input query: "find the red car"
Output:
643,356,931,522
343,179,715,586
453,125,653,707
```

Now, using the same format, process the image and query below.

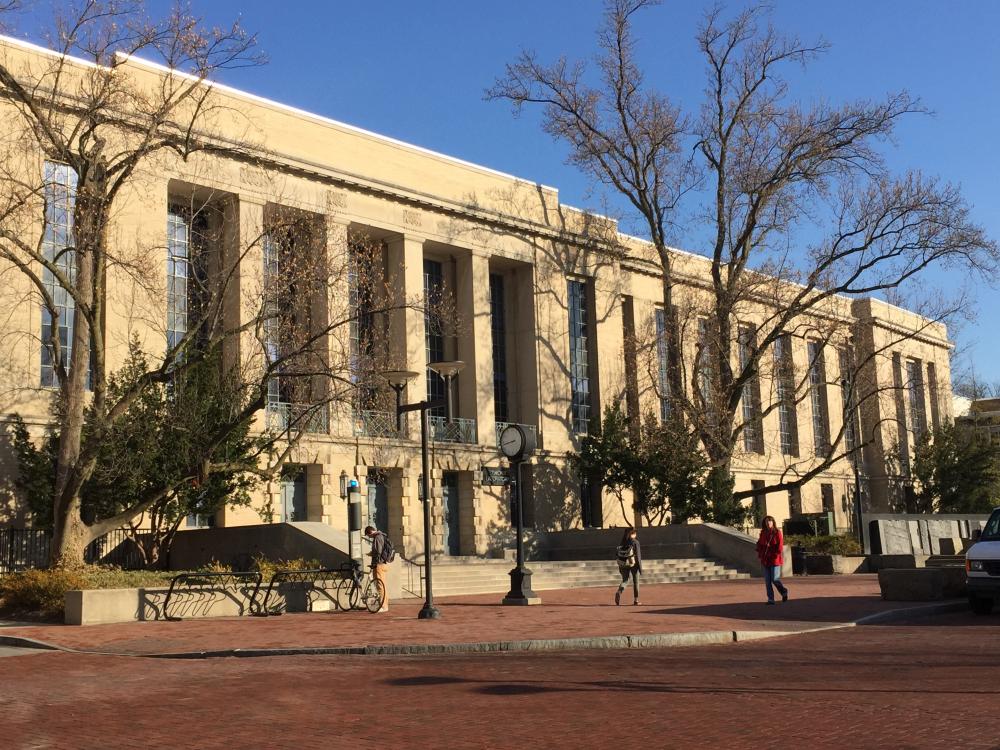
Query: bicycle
335,560,386,613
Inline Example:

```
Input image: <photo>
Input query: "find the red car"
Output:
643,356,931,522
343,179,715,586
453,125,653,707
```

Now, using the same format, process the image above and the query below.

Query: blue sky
14,1,1000,384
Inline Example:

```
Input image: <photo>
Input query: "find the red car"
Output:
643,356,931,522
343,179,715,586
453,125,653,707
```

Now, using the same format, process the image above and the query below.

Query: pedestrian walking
614,527,642,605
755,515,789,605
364,525,391,612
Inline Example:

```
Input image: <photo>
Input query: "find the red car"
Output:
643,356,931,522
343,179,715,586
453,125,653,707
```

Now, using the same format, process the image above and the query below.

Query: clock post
500,424,541,606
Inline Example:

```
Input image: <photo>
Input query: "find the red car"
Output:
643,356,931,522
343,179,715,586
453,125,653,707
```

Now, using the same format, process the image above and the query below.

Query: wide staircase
427,557,749,598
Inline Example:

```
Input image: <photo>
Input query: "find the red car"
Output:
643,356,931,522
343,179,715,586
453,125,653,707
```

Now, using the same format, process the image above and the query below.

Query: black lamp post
499,423,539,605
384,361,465,621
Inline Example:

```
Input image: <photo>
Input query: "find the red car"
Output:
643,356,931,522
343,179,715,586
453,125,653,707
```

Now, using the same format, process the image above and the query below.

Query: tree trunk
49,169,106,568
50,508,90,569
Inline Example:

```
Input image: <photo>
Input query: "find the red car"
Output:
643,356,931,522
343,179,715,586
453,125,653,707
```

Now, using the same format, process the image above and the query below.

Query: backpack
615,542,636,568
378,533,396,564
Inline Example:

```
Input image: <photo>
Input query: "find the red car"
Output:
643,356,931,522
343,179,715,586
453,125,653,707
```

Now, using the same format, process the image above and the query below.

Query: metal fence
0,528,145,573
429,416,477,444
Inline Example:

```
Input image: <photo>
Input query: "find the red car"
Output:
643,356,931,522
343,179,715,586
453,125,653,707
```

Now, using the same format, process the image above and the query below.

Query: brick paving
3,576,909,656
0,610,997,749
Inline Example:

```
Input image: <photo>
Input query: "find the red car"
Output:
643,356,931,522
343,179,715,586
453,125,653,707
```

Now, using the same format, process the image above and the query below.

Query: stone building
0,36,953,557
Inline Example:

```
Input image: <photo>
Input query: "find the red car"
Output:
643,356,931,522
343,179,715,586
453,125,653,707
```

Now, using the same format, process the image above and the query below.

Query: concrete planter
877,567,967,601
65,582,331,625
64,562,401,625
803,554,868,575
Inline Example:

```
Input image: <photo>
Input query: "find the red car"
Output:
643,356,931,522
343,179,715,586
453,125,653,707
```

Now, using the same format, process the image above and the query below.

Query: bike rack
252,564,356,617
162,571,263,621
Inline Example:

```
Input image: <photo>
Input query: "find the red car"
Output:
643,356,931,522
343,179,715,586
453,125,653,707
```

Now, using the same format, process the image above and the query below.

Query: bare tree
0,2,415,565
489,0,997,507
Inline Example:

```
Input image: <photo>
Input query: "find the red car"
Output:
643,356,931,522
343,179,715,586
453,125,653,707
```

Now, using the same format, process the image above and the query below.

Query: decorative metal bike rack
252,565,355,617
162,571,263,621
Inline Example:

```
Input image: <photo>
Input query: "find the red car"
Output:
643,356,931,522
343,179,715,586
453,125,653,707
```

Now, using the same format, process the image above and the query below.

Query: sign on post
481,467,511,486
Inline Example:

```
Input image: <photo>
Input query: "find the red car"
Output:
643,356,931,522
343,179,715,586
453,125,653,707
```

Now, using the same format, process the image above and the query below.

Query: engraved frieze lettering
326,190,347,210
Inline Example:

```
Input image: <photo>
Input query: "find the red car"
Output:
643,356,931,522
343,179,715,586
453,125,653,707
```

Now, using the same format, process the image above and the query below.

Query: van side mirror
972,529,982,542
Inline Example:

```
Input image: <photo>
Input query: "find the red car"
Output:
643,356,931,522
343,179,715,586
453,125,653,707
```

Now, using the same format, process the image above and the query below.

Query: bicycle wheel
335,577,359,611
362,577,386,613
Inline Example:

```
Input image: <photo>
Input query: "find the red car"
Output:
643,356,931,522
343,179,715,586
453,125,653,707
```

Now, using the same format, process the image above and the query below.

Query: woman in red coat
756,515,789,604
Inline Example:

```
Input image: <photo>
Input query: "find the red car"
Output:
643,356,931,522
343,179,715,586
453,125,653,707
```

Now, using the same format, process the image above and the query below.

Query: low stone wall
877,567,967,602
804,554,868,575
866,554,932,572
168,522,352,571
864,513,989,556
64,561,401,625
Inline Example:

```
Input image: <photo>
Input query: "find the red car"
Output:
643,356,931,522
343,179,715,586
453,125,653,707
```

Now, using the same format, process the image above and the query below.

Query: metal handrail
354,410,406,439
162,571,263,621
429,415,477,444
265,401,329,434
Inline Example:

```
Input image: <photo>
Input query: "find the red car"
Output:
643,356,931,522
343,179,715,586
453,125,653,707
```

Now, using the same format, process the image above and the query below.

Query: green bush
1,566,185,619
0,568,86,618
0,559,324,620
79,566,177,590
249,554,321,581
786,534,862,556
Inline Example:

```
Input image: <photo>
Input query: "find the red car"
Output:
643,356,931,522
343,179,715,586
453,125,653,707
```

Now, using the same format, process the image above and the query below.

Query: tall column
456,251,495,446
513,264,541,435
325,218,351,433
236,196,267,431
593,273,624,425
387,234,427,423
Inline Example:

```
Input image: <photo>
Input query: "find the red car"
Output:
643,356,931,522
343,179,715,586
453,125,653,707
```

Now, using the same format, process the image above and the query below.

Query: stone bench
877,567,967,601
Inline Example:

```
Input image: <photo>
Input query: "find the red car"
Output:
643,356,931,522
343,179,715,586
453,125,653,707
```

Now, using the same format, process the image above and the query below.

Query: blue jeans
617,565,640,600
763,565,787,602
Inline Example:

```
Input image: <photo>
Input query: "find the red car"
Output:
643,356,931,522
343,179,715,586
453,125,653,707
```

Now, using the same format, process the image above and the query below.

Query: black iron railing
0,528,144,573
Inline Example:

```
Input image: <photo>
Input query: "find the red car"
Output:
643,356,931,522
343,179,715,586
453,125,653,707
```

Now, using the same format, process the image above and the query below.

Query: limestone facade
0,38,954,555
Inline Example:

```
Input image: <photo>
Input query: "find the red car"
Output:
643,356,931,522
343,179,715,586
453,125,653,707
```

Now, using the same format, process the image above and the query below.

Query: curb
0,600,969,660
0,635,62,651
145,631,738,659
852,600,967,625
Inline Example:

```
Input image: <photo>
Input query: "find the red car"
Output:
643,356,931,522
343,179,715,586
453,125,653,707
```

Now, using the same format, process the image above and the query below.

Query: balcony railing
495,422,538,450
354,410,406,439
430,416,478,444
265,402,329,434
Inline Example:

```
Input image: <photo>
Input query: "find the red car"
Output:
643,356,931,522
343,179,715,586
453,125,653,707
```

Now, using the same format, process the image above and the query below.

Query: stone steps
423,558,749,598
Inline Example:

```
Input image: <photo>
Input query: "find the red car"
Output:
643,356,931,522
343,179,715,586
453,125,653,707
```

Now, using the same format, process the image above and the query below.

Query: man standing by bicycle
364,525,390,612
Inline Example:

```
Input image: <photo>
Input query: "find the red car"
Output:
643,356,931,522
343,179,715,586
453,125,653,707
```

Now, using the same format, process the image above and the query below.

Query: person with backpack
755,515,789,605
364,525,394,612
614,527,642,605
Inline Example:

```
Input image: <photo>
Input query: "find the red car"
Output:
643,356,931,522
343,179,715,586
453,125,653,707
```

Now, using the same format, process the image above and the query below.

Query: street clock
498,424,536,461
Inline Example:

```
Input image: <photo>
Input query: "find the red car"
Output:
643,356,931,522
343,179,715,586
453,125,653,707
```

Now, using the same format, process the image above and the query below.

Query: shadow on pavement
864,609,995,627
384,673,1000,698
639,596,883,623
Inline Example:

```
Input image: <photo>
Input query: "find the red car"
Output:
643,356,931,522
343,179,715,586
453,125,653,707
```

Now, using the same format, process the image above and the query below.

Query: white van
965,507,1000,615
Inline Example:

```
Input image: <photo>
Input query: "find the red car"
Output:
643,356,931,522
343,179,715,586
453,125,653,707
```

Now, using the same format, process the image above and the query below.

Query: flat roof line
0,32,101,69
113,50,559,194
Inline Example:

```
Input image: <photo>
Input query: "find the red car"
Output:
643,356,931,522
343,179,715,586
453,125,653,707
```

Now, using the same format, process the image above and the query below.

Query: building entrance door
442,472,460,556
281,468,307,522
367,470,389,534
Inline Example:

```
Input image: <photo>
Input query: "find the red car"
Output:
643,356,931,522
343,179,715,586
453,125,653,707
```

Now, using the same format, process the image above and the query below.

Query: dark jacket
621,538,642,574
369,532,387,567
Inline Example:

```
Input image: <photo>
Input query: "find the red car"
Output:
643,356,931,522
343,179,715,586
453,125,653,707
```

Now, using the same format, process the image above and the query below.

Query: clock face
499,425,524,458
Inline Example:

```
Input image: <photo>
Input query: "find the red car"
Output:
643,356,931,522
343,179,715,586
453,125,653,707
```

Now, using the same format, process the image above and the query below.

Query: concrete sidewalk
0,575,963,657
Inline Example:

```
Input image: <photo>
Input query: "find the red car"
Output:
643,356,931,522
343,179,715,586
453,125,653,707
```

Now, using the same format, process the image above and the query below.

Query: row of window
35,162,941,462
